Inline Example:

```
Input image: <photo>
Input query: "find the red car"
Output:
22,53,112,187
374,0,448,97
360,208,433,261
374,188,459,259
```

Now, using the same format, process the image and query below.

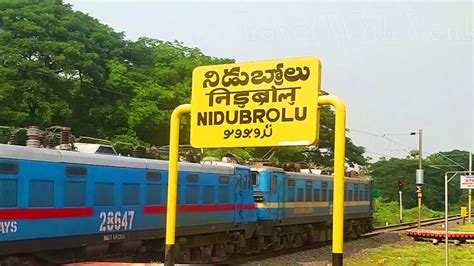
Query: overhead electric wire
348,128,467,169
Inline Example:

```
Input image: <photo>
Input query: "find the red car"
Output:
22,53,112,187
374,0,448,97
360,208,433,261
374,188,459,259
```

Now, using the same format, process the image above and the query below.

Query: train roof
0,144,238,175
252,165,372,183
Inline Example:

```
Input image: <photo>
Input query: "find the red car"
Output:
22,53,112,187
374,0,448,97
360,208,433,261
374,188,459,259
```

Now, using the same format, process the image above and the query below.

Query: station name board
190,57,321,148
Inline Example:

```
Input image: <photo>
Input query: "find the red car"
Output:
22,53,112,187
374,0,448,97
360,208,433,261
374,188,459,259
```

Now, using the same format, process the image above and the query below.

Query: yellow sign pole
318,95,346,266
165,103,191,266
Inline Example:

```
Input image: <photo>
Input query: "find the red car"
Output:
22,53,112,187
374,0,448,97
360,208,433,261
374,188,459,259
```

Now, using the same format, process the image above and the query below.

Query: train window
359,190,364,201
219,176,230,184
287,179,295,187
64,181,86,206
297,188,304,202
305,187,312,202
251,171,259,186
203,185,215,204
242,175,248,190
271,175,278,193
287,187,295,202
0,178,17,207
94,182,114,206
364,184,369,200
348,189,353,201
306,181,312,187
146,184,161,205
30,180,54,207
146,171,161,181
123,183,140,205
0,162,19,174
219,186,230,203
236,175,242,188
329,190,333,202
353,187,358,201
65,166,87,177
186,186,199,204
247,175,252,189
313,188,320,202
186,174,199,183
321,182,328,201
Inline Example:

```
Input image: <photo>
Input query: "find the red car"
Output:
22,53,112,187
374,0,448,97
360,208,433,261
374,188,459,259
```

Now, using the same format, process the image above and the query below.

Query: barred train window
65,167,87,177
0,162,19,174
271,175,278,193
321,182,328,201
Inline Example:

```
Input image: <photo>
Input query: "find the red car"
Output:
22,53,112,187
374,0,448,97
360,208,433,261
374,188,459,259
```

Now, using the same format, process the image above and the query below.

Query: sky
68,0,473,161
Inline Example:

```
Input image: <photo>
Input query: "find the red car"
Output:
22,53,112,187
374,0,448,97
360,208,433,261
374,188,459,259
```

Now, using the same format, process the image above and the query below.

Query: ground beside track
248,220,470,265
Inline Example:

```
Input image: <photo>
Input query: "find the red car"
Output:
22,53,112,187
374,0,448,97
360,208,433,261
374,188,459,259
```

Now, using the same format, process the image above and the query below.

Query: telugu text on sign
190,57,321,148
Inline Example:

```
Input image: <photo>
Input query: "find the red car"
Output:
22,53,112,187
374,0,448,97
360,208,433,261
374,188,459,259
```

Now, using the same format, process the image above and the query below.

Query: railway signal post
165,57,347,266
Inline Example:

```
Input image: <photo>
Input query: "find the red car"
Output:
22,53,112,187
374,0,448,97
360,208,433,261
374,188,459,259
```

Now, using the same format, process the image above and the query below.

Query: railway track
228,215,461,264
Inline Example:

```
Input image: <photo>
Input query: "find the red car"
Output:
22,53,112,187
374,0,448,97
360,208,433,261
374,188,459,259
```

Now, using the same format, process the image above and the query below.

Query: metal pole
419,129,423,169
165,104,191,266
418,129,423,228
444,172,449,266
399,190,403,223
318,95,346,266
469,152,472,223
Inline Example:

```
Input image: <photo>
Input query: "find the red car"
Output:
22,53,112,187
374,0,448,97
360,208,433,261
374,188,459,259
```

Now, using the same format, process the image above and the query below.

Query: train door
270,171,285,221
234,168,248,224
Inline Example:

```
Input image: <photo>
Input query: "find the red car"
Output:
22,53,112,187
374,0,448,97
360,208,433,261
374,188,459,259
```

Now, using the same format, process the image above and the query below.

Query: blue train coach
0,143,257,264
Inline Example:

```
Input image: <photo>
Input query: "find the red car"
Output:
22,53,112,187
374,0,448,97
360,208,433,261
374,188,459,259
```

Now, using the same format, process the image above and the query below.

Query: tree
369,150,471,211
0,0,369,169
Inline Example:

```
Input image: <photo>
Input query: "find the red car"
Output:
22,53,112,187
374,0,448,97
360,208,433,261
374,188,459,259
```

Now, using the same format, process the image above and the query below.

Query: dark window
271,175,278,193
146,184,161,205
251,172,259,186
305,187,312,202
329,190,333,202
96,146,116,155
297,188,304,201
348,190,353,201
287,179,295,187
321,182,328,201
306,181,312,187
203,185,214,204
186,174,199,183
219,186,229,203
94,182,114,206
64,181,85,206
30,180,54,207
242,175,248,190
186,186,199,204
219,176,230,184
353,184,359,201
65,167,87,177
146,171,161,181
287,187,295,202
365,184,369,200
236,175,242,188
0,162,19,174
359,190,364,201
313,188,320,202
0,179,17,207
123,183,140,205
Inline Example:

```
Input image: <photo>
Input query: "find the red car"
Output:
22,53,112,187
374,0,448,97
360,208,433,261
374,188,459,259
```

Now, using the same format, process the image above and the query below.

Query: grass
451,223,474,232
374,199,444,227
346,240,474,266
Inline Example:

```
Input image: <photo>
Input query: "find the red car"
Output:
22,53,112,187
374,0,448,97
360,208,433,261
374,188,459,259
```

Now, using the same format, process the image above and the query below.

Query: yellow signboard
461,207,467,217
190,57,321,148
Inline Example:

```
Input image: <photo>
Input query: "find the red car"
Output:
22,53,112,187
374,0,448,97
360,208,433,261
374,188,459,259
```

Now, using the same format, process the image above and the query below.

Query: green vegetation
374,199,443,227
369,150,471,211
347,241,474,265
451,223,474,232
0,0,368,167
